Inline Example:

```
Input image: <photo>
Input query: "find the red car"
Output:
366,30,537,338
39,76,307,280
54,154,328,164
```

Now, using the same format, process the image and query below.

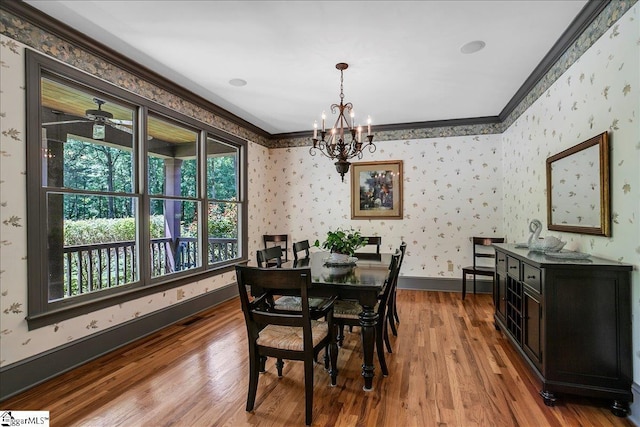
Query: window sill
26,261,243,330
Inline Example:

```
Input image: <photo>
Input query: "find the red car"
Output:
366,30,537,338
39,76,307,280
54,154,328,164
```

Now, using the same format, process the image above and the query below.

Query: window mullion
138,106,151,283
199,130,207,270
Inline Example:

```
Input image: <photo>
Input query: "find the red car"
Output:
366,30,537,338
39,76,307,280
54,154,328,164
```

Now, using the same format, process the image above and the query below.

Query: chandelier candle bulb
322,112,326,131
313,121,318,139
367,116,371,135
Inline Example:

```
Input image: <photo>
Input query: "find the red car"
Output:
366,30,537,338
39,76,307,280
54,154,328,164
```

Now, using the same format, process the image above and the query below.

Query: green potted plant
314,227,367,263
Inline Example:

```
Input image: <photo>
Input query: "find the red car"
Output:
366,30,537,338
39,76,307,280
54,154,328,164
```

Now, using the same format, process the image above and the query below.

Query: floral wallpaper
270,135,503,277
0,35,29,365
502,3,639,378
0,2,638,395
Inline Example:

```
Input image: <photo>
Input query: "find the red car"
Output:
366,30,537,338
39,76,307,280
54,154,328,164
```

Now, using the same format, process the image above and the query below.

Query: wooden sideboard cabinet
492,243,633,416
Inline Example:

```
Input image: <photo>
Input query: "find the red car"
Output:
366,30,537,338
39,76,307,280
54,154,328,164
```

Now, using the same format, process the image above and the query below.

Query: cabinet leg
611,400,629,417
494,321,500,331
539,390,556,407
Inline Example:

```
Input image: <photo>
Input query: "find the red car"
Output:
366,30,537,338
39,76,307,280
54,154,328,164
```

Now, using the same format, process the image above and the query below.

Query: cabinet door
523,289,542,369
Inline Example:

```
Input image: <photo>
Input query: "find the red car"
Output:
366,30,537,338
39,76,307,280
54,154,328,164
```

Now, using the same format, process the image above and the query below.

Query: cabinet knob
527,275,536,279
509,266,517,269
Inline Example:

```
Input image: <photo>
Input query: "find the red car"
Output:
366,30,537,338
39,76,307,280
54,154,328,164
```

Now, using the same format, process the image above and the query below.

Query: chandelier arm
310,62,375,177
330,102,355,129
310,145,341,160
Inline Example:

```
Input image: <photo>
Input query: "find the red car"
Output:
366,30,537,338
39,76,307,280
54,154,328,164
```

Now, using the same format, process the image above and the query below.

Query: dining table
269,251,393,391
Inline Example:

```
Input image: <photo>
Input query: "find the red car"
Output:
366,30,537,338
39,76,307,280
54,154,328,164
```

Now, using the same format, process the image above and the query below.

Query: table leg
359,305,378,391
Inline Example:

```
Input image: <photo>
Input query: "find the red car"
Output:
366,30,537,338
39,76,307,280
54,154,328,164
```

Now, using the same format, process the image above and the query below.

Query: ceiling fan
42,98,133,135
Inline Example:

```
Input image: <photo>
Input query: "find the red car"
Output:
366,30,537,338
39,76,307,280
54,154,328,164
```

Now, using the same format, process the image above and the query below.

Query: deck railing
62,237,238,297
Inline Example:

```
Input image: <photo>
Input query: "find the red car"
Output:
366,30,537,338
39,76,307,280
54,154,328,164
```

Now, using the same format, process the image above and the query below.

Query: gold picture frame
351,160,403,219
546,131,610,236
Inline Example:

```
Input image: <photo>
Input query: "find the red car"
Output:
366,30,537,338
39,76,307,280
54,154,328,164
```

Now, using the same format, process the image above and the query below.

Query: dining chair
263,234,289,261
235,265,338,426
386,241,406,341
257,244,330,317
461,236,505,300
357,236,382,254
333,250,400,377
293,239,311,261
256,246,283,268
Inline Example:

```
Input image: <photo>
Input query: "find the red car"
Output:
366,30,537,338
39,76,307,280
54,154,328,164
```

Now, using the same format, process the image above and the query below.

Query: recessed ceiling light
460,40,486,54
229,78,247,87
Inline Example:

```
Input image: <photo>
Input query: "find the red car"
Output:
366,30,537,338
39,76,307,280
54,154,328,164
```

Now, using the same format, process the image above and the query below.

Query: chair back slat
257,246,283,268
471,236,504,268
252,310,307,327
366,236,382,253
379,251,401,307
293,239,311,261
359,236,382,254
462,236,505,300
263,234,289,261
399,241,407,267
236,266,313,331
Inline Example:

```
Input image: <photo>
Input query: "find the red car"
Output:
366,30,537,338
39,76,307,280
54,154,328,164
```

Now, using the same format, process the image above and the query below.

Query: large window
26,51,247,328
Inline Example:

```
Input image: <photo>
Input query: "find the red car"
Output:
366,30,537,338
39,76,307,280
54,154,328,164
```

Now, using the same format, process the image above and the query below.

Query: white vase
328,253,350,264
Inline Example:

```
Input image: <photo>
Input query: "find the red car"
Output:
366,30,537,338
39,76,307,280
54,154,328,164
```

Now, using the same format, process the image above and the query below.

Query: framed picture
351,160,403,219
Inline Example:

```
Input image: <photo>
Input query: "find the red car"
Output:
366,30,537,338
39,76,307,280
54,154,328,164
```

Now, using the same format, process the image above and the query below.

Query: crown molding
498,0,611,121
0,0,621,144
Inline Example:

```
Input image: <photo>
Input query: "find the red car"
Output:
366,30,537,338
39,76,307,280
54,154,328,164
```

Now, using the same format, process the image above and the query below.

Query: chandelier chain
339,68,344,103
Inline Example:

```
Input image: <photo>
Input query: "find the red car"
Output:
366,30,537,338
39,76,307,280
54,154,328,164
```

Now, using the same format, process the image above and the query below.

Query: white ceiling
25,0,589,135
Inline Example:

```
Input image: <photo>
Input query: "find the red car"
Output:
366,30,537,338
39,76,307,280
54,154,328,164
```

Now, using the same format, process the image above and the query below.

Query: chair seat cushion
333,300,380,320
256,321,329,351
274,296,331,311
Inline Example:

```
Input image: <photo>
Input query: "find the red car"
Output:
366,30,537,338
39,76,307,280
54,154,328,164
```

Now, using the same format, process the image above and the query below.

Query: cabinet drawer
523,263,541,293
506,256,521,279
496,251,507,273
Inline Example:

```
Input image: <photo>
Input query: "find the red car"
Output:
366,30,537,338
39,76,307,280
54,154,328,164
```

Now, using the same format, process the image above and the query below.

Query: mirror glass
546,131,610,236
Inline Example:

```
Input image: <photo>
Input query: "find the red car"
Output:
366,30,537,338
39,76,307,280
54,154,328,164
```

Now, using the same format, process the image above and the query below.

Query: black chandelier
310,63,375,182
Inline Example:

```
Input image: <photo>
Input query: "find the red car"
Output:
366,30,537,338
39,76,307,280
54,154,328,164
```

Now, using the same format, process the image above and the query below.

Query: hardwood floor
2,290,634,426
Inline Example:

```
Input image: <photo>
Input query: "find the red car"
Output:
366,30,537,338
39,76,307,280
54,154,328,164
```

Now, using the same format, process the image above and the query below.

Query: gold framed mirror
546,131,610,236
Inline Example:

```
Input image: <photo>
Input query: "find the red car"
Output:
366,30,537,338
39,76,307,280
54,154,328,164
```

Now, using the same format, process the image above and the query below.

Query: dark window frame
26,50,248,330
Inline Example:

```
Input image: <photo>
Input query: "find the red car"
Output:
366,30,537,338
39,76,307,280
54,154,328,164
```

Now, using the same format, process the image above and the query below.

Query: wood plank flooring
2,290,634,426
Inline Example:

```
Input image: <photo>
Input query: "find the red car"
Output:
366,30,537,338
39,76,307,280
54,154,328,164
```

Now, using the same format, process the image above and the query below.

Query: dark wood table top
286,251,392,291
